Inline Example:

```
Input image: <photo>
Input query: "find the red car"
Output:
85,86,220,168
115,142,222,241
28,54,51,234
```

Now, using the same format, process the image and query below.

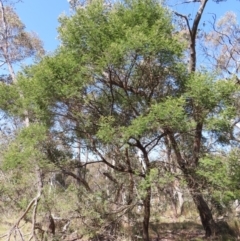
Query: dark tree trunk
180,167,218,237
192,192,217,237
183,170,217,237
142,186,151,241
167,129,217,237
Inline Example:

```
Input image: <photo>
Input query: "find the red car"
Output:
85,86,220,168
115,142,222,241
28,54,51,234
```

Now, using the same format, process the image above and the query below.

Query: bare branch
174,11,192,36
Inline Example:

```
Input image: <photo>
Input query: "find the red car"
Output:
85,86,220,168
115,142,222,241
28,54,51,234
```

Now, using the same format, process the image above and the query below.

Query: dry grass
0,211,239,241
0,218,32,241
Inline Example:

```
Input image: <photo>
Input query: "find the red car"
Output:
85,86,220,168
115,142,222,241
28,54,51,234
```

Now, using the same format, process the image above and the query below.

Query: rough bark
191,192,217,237
167,130,217,237
142,186,151,241
183,166,218,236
135,140,152,241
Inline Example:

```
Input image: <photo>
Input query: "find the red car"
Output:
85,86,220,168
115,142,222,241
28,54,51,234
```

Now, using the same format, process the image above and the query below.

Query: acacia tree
7,1,185,240
55,0,239,237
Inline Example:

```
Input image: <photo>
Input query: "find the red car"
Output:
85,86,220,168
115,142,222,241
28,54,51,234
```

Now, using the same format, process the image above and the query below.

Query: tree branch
189,0,208,72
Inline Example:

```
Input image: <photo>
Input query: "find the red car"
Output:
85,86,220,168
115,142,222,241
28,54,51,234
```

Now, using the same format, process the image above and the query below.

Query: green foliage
122,97,186,139
13,0,185,151
184,73,237,120
2,124,47,170
0,83,22,115
15,50,85,126
197,151,240,207
139,168,158,196
97,116,116,143
58,0,182,67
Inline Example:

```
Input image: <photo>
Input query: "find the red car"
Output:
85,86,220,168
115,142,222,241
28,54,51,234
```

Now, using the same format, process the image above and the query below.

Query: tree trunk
181,165,217,237
192,192,217,237
183,170,218,237
142,186,151,241
167,131,217,237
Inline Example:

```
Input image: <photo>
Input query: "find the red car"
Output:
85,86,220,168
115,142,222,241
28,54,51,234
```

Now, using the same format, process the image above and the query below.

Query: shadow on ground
149,221,237,241
149,221,205,241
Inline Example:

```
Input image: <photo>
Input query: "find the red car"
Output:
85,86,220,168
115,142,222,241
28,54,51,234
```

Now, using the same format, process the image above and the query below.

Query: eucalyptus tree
0,0,44,82
0,1,46,239
166,0,240,236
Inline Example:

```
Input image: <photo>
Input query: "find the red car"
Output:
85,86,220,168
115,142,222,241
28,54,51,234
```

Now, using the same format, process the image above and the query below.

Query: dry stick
6,186,43,241
28,202,39,241
28,168,43,241
6,194,40,241
16,228,25,241
7,199,36,241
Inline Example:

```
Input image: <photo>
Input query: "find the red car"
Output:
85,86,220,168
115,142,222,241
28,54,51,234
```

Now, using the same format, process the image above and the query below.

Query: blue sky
14,0,240,53
15,0,70,53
